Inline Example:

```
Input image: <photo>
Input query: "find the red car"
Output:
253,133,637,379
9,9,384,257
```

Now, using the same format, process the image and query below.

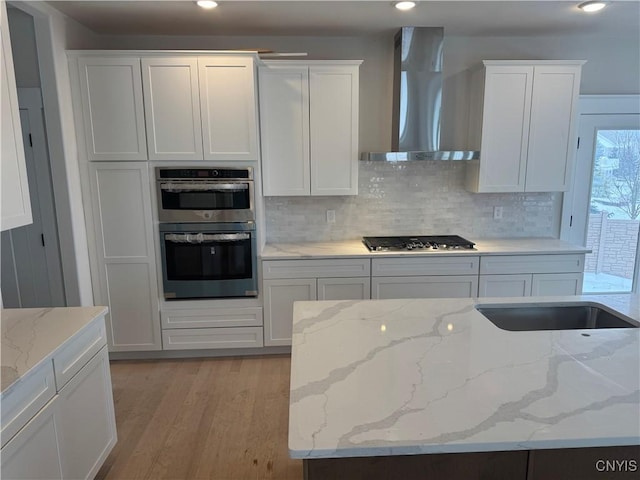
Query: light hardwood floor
96,355,303,480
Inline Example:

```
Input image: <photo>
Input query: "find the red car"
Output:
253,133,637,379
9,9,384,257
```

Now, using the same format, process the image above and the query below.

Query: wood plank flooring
96,355,303,480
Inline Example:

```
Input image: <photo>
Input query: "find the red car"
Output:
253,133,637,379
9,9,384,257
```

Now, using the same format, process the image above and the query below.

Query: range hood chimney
362,27,479,161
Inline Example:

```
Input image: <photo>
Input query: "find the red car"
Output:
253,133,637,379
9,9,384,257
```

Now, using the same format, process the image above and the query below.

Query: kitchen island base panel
303,446,640,480
304,450,527,480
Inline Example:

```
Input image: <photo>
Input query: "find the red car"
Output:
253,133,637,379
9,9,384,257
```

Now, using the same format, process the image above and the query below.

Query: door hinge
577,137,580,149
41,234,45,246
29,134,33,147
570,215,573,227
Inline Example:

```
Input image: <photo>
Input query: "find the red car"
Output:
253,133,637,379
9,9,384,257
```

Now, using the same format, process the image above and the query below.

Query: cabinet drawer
372,276,478,300
480,254,584,275
262,258,370,279
162,327,264,350
52,319,107,390
161,307,263,329
372,256,480,277
1,361,56,448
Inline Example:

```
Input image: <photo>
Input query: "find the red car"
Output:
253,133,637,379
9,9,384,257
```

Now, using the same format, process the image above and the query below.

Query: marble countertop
1,307,108,393
289,294,640,458
262,238,590,260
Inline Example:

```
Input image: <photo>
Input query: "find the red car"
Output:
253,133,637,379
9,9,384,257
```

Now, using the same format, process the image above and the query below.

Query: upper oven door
157,180,254,222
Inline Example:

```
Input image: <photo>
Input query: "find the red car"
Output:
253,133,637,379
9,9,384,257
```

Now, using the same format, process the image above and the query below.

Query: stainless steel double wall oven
156,167,258,300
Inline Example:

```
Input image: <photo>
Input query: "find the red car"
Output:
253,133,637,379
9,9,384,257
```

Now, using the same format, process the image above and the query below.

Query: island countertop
1,306,108,393
262,237,590,260
288,294,640,459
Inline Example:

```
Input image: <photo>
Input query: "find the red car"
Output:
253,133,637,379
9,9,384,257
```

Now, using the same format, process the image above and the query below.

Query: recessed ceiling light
394,1,417,11
197,0,218,9
578,1,607,13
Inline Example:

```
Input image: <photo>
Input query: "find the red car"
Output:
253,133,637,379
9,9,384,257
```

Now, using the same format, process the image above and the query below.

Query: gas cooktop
363,235,476,252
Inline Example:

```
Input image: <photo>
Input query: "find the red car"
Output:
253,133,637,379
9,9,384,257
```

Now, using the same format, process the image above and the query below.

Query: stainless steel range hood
362,27,479,161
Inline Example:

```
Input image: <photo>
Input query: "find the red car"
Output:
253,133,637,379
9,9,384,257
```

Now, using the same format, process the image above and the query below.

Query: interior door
562,113,640,293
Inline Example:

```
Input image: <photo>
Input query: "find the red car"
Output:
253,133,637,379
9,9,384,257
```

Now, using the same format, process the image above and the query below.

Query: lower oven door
159,223,258,300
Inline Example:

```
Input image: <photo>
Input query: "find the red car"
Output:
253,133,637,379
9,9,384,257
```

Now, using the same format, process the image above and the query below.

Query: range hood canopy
362,27,479,162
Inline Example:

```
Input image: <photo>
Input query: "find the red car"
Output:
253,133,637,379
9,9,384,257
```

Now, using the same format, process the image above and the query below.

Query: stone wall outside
585,213,640,278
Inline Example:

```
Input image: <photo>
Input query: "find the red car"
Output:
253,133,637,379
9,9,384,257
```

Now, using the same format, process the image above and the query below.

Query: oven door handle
164,233,250,244
159,182,249,192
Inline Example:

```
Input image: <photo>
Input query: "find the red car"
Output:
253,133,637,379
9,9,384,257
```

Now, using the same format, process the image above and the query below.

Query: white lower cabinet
478,254,585,297
57,347,116,480
531,273,583,296
0,315,116,480
263,278,317,347
1,397,63,480
262,259,371,346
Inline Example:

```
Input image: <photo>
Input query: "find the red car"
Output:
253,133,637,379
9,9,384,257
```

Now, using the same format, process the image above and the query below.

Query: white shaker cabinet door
78,57,147,161
475,65,532,193
57,347,117,480
259,65,310,196
88,162,161,351
263,278,317,346
142,57,203,161
0,397,63,480
1,2,32,231
199,56,259,161
309,65,359,195
531,273,583,296
525,65,582,192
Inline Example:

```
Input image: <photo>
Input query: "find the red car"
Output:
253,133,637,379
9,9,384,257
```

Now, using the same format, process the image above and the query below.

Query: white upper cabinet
78,57,148,161
259,65,310,196
199,55,259,161
1,2,32,231
466,60,583,193
142,57,203,161
73,52,259,162
525,65,583,192
259,61,361,196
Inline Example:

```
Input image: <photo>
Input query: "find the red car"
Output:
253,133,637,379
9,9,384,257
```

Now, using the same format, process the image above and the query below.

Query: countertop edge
261,238,591,260
1,306,109,394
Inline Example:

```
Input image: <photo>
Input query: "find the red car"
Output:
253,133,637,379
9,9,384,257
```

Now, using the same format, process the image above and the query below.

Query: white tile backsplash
265,162,559,242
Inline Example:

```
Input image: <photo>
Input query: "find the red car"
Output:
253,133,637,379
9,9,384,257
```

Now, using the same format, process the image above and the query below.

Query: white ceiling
47,0,640,37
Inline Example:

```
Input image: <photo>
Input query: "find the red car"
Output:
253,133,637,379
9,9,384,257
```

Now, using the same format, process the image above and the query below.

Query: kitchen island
289,295,640,479
1,307,117,479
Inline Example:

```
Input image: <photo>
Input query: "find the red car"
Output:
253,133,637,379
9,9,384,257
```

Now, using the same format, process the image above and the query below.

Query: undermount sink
476,303,639,331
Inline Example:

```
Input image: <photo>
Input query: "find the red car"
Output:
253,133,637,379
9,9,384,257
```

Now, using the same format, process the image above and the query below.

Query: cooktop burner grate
362,235,476,252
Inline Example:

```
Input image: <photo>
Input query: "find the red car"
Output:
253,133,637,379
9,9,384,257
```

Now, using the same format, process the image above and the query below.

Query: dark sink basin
476,304,638,331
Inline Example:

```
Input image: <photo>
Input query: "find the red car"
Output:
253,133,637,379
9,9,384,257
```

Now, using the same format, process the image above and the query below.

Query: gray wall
7,7,40,87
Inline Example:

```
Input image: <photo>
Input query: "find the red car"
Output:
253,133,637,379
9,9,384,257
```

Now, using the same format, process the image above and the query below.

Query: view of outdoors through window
584,129,640,293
